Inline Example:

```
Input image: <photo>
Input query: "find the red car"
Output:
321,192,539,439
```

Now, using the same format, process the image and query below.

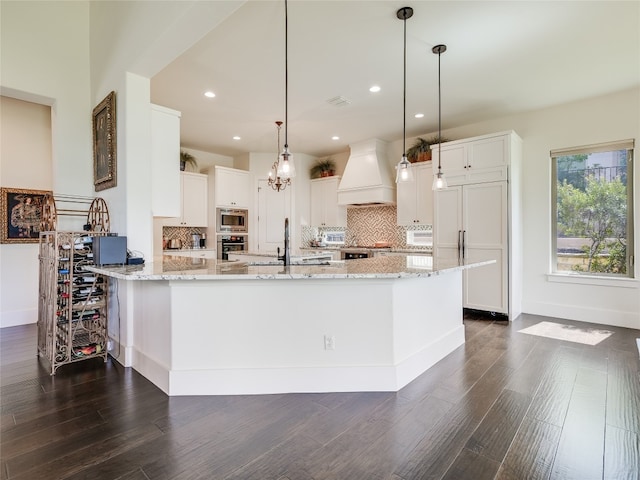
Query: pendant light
395,6,414,183
432,44,447,190
267,0,295,191
268,121,290,191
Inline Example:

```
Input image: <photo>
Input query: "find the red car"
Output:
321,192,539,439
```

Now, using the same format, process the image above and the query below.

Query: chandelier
268,121,291,191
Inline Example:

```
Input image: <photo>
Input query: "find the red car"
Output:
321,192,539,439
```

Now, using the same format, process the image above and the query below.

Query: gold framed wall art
0,187,52,244
93,91,117,192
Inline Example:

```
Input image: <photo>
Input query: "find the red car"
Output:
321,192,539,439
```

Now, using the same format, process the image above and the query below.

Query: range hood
337,138,396,206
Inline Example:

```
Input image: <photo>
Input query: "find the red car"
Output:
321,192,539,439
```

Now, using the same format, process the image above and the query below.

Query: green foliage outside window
557,176,627,274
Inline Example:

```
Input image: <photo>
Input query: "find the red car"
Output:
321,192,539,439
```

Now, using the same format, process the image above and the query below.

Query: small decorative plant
180,150,197,171
309,157,336,179
406,136,450,163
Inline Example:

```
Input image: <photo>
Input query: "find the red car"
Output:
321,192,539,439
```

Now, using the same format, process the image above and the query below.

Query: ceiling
150,1,640,159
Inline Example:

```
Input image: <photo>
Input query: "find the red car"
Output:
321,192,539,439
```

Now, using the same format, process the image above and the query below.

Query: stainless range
340,246,392,260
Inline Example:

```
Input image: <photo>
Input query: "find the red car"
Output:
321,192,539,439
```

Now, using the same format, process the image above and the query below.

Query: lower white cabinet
310,176,346,227
164,172,208,227
396,162,433,225
435,182,508,314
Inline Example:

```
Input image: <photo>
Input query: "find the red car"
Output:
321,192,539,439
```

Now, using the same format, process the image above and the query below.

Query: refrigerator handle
457,230,462,261
462,230,466,260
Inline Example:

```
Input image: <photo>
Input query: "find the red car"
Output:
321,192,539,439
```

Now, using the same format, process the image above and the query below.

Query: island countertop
86,254,494,281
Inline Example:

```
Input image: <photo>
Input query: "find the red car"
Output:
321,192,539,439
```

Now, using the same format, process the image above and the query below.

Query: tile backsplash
303,205,431,250
163,226,206,248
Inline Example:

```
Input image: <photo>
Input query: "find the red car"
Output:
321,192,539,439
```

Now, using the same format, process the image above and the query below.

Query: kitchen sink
247,261,334,266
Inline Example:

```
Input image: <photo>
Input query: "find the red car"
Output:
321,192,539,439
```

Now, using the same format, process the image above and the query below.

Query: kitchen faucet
277,217,291,266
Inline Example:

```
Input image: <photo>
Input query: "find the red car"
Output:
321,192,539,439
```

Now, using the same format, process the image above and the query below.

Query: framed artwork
0,187,52,244
93,91,117,192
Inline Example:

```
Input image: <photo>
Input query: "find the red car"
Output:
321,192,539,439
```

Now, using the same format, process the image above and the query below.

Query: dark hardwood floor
1,312,639,480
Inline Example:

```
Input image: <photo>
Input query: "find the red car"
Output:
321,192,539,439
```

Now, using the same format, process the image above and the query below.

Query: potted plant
406,136,450,163
309,157,336,179
180,150,197,171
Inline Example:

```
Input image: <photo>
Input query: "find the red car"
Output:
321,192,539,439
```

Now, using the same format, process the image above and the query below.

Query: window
551,140,634,277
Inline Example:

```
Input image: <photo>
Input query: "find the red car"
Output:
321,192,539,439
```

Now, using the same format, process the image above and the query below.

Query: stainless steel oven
216,208,248,233
340,247,392,260
340,249,373,260
217,235,247,260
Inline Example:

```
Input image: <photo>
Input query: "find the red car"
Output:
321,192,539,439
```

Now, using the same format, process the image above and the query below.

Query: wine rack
38,231,109,374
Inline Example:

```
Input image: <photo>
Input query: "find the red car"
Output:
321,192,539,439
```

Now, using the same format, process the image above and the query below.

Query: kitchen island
88,255,492,396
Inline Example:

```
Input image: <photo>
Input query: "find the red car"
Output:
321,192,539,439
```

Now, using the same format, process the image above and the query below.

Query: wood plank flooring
1,312,638,479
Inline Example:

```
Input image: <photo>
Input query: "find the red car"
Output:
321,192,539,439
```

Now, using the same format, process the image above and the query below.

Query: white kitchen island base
131,272,464,396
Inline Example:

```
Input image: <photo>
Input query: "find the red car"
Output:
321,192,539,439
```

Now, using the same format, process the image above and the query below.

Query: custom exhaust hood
337,139,396,206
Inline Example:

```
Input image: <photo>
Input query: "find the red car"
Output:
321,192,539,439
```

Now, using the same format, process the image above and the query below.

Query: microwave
216,208,248,233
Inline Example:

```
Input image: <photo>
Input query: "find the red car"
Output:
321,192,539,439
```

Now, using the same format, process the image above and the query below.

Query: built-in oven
217,235,248,260
340,249,373,260
340,247,392,260
216,208,248,233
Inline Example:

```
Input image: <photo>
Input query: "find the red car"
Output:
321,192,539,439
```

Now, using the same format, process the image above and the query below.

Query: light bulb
277,147,296,178
432,171,448,190
395,155,414,183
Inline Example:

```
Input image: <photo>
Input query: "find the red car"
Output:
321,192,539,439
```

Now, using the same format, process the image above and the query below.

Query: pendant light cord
437,48,441,172
402,13,407,156
284,0,289,149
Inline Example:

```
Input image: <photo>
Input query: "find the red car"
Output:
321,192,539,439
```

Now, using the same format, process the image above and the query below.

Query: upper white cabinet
433,131,522,319
396,162,433,226
310,176,346,227
151,104,181,217
432,133,508,186
214,166,250,208
164,172,208,227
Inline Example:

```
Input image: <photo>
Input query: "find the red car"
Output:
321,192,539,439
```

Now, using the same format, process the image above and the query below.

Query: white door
463,181,508,314
257,179,291,253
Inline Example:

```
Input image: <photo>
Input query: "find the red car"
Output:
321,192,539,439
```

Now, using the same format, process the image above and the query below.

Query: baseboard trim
131,325,466,396
523,301,640,330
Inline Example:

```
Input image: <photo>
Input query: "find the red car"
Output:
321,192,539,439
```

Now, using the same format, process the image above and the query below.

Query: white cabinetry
432,133,508,185
396,162,433,225
151,104,181,217
214,166,250,208
310,176,346,227
164,172,208,227
433,131,522,319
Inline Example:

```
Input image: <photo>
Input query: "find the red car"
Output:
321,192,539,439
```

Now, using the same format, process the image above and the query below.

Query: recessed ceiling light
204,91,216,98
332,136,340,141
232,136,241,140
414,113,424,118
369,85,381,93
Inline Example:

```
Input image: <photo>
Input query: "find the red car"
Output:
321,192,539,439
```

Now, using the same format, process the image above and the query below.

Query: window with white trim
551,140,634,277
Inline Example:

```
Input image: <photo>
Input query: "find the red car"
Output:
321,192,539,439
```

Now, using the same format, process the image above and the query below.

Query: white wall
0,1,91,328
1,1,92,196
0,97,53,327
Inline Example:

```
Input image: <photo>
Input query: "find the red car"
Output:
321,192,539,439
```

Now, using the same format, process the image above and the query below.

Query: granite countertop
86,254,493,281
